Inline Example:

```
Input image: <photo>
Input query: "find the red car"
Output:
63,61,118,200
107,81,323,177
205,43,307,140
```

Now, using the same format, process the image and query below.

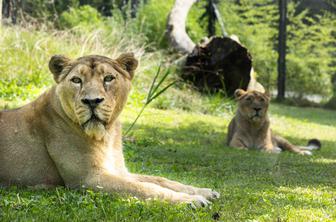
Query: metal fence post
277,0,287,100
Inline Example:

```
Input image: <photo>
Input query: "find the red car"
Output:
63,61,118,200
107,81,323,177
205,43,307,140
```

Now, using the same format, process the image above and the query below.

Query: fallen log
183,36,257,96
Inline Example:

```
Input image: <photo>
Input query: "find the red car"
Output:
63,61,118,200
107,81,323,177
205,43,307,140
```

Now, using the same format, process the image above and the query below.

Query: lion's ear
49,55,71,83
116,53,138,79
264,90,271,100
234,89,246,99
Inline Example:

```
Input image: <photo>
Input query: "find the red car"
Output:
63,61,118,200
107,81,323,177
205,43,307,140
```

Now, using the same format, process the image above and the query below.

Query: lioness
0,53,219,207
227,89,321,155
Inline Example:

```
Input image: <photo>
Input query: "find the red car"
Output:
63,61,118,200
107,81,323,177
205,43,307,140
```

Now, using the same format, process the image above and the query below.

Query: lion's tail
300,139,322,151
274,136,321,155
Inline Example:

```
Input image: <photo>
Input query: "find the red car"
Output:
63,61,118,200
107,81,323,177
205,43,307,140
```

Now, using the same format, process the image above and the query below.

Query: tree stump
167,0,264,96
325,74,336,109
182,36,254,96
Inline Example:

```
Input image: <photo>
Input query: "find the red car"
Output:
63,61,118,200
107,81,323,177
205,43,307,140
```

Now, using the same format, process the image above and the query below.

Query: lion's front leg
130,174,220,200
229,136,248,150
84,172,211,207
260,141,281,154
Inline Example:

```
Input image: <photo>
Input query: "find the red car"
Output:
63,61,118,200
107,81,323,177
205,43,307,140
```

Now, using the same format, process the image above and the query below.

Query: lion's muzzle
74,96,113,140
81,97,105,109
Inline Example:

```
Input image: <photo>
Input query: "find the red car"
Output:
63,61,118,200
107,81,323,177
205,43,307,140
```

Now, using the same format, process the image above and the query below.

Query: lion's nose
81,98,104,109
254,108,262,112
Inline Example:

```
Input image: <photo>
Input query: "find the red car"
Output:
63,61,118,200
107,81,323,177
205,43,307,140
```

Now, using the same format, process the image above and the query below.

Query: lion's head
49,53,138,140
234,89,270,122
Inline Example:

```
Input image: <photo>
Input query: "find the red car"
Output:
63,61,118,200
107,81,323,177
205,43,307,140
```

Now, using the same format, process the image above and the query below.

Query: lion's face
49,53,138,140
234,89,270,122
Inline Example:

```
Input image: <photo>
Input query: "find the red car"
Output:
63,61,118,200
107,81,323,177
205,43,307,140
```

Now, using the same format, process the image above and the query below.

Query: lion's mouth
251,109,263,118
82,114,106,127
81,113,107,140
253,113,260,118
250,112,263,120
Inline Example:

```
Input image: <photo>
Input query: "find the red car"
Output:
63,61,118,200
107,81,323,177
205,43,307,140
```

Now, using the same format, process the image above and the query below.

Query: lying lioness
227,89,321,155
0,53,219,207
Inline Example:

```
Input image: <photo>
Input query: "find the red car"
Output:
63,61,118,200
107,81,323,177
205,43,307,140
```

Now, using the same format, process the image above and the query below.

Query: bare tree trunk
3,0,18,24
167,0,197,53
206,0,216,36
325,74,336,109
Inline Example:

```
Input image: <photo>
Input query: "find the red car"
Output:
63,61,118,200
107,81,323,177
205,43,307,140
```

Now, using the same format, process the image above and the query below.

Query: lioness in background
227,89,321,155
0,53,219,207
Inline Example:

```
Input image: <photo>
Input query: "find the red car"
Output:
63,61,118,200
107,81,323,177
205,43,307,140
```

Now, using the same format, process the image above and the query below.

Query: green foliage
78,0,114,16
218,1,279,91
135,0,175,49
217,1,335,100
135,0,335,100
19,0,79,23
186,2,209,42
14,0,336,100
125,65,176,135
132,0,215,49
286,7,335,98
59,5,103,29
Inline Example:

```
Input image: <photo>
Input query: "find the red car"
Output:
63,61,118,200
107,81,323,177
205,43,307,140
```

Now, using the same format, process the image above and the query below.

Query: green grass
0,22,335,222
1,103,335,221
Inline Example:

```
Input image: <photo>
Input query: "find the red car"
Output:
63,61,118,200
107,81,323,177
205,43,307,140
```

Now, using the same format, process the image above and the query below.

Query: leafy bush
59,5,103,29
134,0,214,49
14,0,79,24
286,7,335,99
186,2,209,43
217,0,335,99
135,0,175,49
2,0,335,109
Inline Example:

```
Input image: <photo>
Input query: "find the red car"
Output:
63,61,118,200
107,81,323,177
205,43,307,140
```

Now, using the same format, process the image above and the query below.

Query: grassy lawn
1,102,335,221
0,22,335,222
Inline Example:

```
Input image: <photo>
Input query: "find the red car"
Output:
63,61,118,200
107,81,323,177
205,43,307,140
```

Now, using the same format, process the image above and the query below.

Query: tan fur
0,53,219,207
227,89,313,155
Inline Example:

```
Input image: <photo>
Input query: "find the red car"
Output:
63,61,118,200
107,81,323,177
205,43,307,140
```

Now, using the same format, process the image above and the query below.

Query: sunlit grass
1,104,335,221
0,24,335,221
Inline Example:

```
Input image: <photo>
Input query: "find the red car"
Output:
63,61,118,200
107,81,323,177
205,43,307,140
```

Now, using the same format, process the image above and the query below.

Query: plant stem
124,104,148,136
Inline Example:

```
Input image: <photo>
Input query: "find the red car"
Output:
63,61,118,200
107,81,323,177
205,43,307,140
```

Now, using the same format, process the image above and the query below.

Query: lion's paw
301,150,312,156
175,193,211,208
273,147,282,154
195,188,220,200
187,195,211,208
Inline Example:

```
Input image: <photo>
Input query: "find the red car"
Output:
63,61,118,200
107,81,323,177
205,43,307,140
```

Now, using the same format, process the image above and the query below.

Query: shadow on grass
122,120,336,220
123,121,336,189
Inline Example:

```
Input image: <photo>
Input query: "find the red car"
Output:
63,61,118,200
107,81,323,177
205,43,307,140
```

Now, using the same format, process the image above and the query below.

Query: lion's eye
260,98,265,102
246,97,252,101
70,77,82,84
104,75,115,83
